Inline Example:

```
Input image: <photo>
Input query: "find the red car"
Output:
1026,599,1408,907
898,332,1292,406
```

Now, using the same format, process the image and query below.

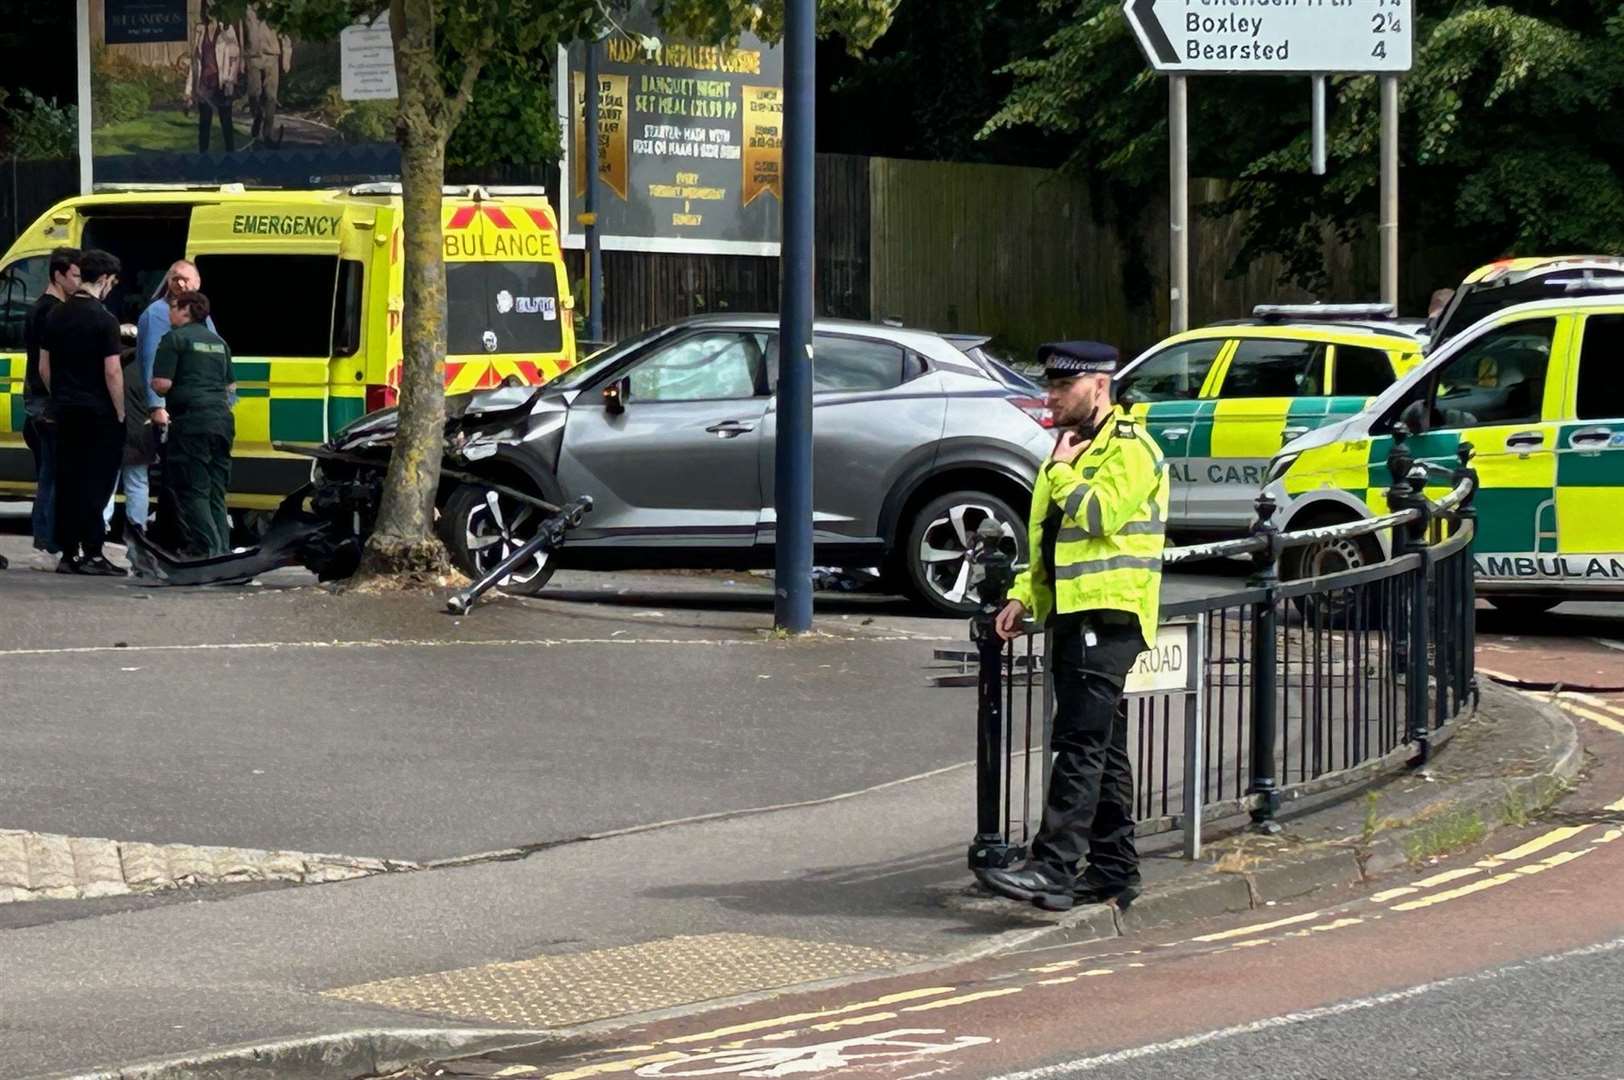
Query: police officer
150,291,236,557
983,341,1170,912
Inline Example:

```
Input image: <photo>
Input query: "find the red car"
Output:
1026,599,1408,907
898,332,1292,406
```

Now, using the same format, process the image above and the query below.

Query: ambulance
1265,271,1624,616
0,183,576,513
1113,306,1425,539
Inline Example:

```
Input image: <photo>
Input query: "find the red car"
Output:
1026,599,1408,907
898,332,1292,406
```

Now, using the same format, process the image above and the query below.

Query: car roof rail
1203,317,1419,341
1252,302,1397,321
91,182,252,193
347,183,545,199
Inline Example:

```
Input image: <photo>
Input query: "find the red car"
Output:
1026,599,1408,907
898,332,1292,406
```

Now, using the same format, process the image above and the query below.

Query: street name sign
1124,0,1414,73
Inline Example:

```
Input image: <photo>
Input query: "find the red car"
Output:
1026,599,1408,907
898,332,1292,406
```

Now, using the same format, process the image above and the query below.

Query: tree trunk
358,0,453,580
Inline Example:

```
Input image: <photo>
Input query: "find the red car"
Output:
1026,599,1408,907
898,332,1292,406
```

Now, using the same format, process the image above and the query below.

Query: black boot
1073,879,1141,909
980,866,1075,912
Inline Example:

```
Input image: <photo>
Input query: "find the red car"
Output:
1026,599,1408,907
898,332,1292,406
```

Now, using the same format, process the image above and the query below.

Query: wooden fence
5,151,1458,359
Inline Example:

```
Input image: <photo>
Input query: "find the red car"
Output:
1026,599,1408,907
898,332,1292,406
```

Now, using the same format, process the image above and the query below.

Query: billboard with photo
89,0,401,185
559,3,784,255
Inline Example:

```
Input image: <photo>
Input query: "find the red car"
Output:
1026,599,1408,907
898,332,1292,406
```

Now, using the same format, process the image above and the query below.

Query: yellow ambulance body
0,183,576,509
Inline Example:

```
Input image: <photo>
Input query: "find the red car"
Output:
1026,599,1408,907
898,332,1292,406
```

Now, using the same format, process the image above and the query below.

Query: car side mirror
602,376,628,415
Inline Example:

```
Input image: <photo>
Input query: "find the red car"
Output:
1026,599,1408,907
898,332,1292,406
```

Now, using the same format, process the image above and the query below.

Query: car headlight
1266,453,1300,485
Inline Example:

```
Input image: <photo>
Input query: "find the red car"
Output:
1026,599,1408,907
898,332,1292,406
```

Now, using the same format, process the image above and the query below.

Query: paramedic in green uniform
151,291,236,557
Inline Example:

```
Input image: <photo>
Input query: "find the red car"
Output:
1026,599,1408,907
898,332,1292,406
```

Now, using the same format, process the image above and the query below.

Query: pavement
0,508,1611,1080
418,693,1624,1080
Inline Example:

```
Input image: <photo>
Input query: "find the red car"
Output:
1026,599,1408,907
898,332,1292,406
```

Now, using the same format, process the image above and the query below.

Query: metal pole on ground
1168,74,1190,334
583,35,605,344
1379,75,1400,308
774,0,815,633
1247,493,1283,833
1310,75,1327,176
76,0,92,194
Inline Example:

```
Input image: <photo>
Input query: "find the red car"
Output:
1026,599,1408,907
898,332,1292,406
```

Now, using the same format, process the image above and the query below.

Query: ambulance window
1221,340,1328,398
1333,345,1395,397
333,260,363,358
193,254,341,358
1115,340,1223,403
1430,318,1555,428
0,257,47,351
447,261,564,356
1576,315,1624,421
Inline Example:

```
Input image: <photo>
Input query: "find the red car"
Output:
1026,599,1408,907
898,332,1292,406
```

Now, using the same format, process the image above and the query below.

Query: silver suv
337,315,1056,614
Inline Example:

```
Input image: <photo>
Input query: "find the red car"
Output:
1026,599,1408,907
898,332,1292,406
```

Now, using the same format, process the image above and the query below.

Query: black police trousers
1029,612,1145,889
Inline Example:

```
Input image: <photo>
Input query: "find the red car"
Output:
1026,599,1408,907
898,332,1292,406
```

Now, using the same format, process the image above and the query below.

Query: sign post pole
76,0,92,194
774,0,815,633
1380,74,1400,308
583,35,605,344
1169,74,1189,335
1311,75,1327,176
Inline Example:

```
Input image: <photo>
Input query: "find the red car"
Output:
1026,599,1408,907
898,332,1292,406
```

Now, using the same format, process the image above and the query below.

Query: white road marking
988,938,1624,1078
0,633,953,659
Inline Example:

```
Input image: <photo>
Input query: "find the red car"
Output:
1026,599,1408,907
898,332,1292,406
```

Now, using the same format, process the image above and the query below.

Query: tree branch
444,26,497,135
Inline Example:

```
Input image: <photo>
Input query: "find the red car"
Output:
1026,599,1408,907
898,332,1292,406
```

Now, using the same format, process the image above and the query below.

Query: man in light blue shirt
115,259,219,533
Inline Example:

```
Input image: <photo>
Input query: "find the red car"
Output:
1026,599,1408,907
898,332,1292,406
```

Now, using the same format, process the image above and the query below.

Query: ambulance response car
1266,278,1624,615
0,183,576,514
1112,305,1425,539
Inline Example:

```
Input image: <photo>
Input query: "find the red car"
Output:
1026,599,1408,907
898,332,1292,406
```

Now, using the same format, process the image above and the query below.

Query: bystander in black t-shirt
41,293,122,421
22,292,61,407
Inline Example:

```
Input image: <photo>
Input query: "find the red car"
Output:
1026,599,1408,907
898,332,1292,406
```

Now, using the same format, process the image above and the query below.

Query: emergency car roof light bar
1252,303,1397,321
1547,272,1624,294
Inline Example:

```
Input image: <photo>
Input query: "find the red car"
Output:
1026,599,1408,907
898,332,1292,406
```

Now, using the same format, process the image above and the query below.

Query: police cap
1037,341,1120,381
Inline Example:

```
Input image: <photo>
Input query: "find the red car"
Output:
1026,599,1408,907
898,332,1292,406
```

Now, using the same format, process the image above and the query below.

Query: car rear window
448,260,564,356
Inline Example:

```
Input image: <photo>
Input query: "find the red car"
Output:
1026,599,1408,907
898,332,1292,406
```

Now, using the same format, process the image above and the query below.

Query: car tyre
1282,526,1385,628
438,482,557,597
903,490,1027,617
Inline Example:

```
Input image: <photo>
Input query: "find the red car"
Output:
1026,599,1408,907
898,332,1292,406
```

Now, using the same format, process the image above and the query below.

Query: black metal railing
965,427,1480,872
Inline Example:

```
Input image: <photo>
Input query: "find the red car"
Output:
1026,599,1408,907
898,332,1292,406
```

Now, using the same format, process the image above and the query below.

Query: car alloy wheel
439,483,557,596
916,499,1022,610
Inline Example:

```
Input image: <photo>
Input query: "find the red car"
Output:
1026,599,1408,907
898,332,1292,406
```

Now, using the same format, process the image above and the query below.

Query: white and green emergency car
1114,306,1425,539
1265,280,1624,615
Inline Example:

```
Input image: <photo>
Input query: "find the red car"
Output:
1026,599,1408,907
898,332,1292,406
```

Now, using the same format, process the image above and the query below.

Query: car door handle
1160,427,1189,440
1505,430,1545,450
1570,426,1614,449
1283,425,1311,442
705,420,755,438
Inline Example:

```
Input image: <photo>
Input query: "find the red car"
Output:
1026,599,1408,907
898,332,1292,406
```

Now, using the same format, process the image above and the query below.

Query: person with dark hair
151,290,236,557
38,248,127,576
21,246,81,557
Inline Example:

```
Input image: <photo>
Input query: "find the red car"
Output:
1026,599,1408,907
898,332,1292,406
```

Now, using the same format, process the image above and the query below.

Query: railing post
1392,459,1434,764
968,520,1023,872
1453,443,1480,710
1247,491,1284,833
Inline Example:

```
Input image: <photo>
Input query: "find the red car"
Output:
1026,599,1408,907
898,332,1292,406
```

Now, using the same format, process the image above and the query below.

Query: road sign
1123,0,1414,74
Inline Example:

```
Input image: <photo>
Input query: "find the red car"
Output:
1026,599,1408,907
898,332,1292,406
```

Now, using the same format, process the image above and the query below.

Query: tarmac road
426,703,1624,1080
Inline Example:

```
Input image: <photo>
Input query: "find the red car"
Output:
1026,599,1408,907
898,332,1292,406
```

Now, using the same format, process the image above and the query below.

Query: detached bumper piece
125,484,367,587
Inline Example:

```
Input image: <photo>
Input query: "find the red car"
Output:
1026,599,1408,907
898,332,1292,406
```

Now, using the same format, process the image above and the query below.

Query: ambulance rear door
442,198,573,394
185,202,352,505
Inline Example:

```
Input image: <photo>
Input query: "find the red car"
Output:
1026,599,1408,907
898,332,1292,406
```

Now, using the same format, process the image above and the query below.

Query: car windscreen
545,321,680,390
447,260,564,356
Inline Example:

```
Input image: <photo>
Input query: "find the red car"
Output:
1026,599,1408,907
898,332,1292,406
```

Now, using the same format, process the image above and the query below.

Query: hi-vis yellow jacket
1007,407,1171,645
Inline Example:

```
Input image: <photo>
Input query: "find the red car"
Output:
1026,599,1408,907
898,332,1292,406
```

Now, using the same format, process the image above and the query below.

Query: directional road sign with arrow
1123,0,1414,74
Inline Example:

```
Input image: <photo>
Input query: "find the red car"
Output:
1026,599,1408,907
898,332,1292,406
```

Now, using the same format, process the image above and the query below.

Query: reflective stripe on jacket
1007,406,1171,645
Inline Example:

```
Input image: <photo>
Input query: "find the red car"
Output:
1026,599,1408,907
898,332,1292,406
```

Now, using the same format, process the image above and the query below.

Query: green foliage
987,0,1624,292
337,98,398,143
447,54,562,169
97,82,152,127
2,88,77,160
